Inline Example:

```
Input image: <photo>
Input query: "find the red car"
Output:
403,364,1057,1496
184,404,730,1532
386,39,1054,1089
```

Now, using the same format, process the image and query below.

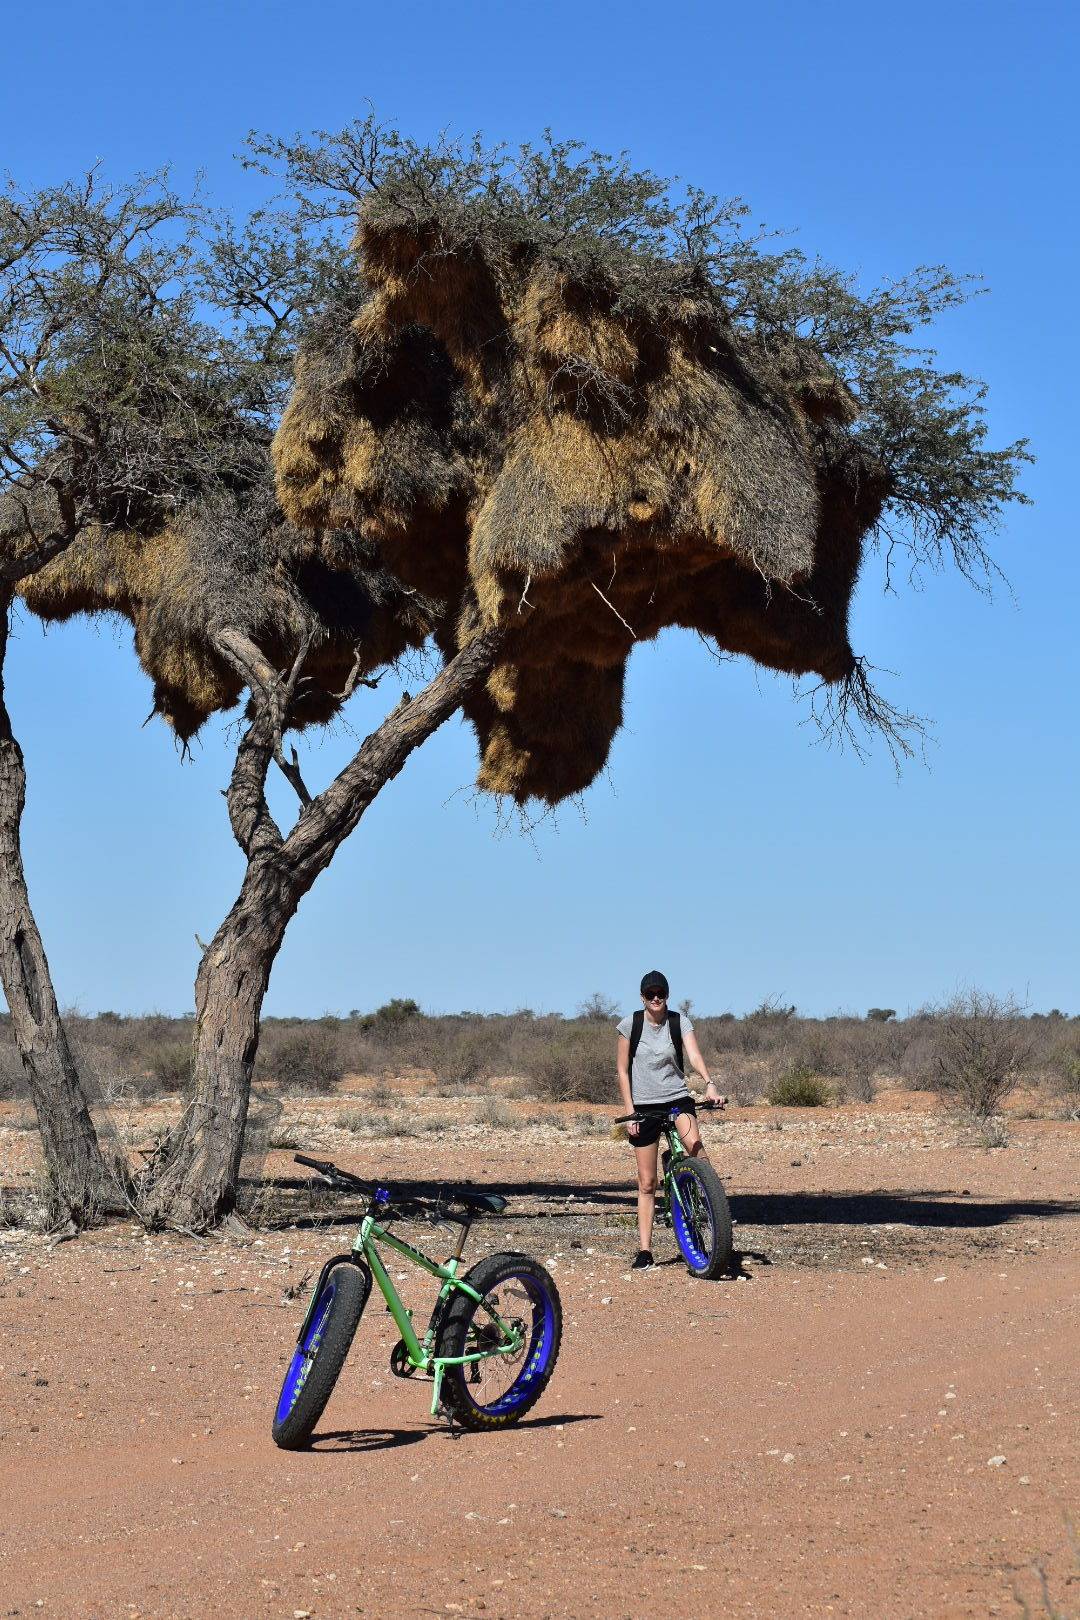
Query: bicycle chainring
390,1339,418,1378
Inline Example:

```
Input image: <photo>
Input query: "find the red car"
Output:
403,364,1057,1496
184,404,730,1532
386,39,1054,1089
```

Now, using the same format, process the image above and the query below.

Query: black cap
640,970,669,998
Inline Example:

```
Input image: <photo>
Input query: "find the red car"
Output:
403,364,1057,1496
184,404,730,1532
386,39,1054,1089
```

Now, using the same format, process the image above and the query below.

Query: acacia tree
10,125,1030,1228
0,172,205,1221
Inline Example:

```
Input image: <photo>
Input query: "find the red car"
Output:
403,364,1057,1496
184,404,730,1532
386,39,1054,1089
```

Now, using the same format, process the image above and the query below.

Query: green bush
766,1068,833,1107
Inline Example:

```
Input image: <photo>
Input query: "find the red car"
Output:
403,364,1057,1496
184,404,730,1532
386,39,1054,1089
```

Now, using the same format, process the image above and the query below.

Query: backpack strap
667,1009,684,1075
627,1008,684,1080
628,1009,645,1070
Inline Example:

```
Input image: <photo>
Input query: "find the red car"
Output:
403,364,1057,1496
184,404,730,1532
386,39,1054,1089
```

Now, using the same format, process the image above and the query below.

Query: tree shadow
728,1190,1080,1230
254,1173,1080,1236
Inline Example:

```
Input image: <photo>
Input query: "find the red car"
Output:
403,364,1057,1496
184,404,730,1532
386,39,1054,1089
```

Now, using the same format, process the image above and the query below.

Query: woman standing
616,970,726,1270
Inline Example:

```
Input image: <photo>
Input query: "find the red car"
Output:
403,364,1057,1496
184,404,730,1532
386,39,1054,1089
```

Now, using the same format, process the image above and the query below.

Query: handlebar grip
294,1153,331,1173
614,1112,643,1124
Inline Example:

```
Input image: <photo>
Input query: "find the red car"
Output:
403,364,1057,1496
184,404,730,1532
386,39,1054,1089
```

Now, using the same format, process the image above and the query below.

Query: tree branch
221,703,282,855
282,628,503,889
213,624,315,808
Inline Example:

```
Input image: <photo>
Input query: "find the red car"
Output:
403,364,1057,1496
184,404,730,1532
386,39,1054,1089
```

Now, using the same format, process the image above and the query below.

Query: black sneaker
631,1249,654,1270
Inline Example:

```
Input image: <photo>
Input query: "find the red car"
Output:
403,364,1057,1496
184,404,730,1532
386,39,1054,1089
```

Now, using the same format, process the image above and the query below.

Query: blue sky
3,0,1077,1017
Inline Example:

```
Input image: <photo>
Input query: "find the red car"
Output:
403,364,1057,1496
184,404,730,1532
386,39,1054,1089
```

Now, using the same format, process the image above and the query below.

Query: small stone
550,1507,567,1518
782,1453,795,1464
987,1455,1007,1467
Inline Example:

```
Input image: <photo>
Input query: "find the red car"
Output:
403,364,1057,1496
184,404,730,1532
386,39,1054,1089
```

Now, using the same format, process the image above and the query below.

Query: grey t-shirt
616,1011,694,1105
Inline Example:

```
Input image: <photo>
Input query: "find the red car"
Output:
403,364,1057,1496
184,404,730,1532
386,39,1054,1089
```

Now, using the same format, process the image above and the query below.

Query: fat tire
272,1261,371,1450
436,1252,562,1432
671,1159,733,1279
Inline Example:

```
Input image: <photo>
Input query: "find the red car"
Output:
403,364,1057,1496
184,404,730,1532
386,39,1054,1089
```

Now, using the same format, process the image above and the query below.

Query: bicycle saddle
448,1187,508,1214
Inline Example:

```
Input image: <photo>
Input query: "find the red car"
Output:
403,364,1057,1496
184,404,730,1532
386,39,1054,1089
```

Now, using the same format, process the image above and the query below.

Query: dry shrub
766,1068,833,1107
899,1024,939,1090
476,1095,516,1130
257,1023,344,1092
721,1058,767,1105
438,1028,495,1085
0,1039,24,1101
1050,1042,1080,1119
524,1025,613,1103
826,1022,889,1102
931,992,1033,1119
145,1040,192,1092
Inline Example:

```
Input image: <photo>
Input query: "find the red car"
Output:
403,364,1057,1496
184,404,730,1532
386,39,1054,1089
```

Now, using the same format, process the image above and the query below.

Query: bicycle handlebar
292,1154,497,1223
614,1100,725,1124
294,1152,372,1192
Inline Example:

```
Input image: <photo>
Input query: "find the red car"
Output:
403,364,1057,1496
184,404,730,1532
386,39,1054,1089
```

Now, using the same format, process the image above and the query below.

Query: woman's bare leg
633,1140,660,1252
674,1110,707,1159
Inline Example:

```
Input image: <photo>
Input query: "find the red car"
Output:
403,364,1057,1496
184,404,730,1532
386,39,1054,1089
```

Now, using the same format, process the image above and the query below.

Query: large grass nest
15,475,438,740
274,199,889,801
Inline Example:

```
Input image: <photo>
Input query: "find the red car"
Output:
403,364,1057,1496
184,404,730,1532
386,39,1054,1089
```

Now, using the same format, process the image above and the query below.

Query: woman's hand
704,1081,728,1108
626,1115,641,1138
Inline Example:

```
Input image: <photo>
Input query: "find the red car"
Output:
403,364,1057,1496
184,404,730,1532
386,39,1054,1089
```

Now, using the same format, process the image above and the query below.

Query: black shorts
627,1096,697,1147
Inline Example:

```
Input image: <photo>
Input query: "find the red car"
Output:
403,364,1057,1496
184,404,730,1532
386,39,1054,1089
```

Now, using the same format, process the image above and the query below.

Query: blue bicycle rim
671,1168,712,1270
275,1278,337,1424
479,1274,557,1416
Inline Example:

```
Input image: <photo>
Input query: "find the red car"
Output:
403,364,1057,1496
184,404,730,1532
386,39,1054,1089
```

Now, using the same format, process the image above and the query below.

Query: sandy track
0,1098,1077,1618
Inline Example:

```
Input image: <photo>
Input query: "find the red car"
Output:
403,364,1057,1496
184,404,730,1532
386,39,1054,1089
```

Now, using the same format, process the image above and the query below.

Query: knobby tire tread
272,1262,370,1450
675,1158,733,1279
436,1252,562,1432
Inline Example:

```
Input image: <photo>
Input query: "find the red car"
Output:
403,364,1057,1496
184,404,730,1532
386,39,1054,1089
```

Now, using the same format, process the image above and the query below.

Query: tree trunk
0,607,123,1223
138,845,293,1229
143,629,503,1230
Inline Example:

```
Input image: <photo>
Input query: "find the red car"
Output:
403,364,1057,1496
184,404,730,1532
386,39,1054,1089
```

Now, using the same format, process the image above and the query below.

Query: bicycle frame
298,1210,525,1417
656,1108,697,1225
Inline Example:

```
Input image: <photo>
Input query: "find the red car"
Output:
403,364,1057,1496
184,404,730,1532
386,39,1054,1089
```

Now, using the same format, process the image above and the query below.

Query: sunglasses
643,992,667,1002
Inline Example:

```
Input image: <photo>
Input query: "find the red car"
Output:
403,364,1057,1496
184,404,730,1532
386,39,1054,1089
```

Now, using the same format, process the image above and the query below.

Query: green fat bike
616,1101,733,1278
272,1154,562,1448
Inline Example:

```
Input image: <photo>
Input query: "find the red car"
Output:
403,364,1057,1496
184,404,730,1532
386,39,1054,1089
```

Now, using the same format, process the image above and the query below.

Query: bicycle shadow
310,1411,600,1452
309,1427,426,1453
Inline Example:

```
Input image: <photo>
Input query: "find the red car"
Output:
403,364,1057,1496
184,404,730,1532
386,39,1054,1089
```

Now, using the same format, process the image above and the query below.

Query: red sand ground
0,1090,1077,1618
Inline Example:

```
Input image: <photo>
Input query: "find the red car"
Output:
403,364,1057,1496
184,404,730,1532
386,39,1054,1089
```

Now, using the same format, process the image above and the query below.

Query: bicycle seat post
449,1213,471,1262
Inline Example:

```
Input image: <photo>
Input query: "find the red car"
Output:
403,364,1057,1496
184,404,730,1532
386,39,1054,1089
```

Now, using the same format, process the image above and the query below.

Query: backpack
628,1008,684,1078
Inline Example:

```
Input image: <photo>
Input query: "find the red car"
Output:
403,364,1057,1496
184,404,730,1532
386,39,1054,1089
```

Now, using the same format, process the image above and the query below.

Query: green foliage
251,117,1030,591
867,1008,897,1022
766,1068,834,1107
353,997,422,1033
0,173,272,558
